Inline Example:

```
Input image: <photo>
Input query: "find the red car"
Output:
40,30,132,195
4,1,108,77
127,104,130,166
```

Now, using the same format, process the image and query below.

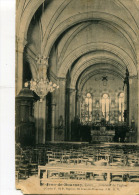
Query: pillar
136,47,139,144
51,102,56,142
58,78,66,121
70,88,76,120
129,76,138,127
124,83,127,111
56,78,66,140
34,99,46,144
76,91,82,119
129,78,132,126
69,88,76,140
138,69,139,144
137,68,139,145
16,37,27,95
123,69,129,125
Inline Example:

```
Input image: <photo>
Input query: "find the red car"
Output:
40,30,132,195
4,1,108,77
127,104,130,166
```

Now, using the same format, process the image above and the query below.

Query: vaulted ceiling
16,0,139,88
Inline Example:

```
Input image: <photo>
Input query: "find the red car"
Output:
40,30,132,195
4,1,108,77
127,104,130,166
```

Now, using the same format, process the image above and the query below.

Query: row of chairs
15,154,38,181
15,143,139,181
16,143,139,164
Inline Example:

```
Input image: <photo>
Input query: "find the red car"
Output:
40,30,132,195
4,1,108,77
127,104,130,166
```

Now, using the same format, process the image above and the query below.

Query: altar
91,126,115,142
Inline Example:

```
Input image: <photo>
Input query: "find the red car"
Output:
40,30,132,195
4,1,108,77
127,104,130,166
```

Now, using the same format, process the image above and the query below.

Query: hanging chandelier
29,55,59,101
30,78,59,101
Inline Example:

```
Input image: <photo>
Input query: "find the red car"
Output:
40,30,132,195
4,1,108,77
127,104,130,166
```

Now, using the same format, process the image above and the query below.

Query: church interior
15,0,139,191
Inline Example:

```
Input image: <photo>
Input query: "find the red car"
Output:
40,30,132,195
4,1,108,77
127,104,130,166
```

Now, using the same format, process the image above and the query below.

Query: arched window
81,93,92,123
119,92,124,122
102,94,109,121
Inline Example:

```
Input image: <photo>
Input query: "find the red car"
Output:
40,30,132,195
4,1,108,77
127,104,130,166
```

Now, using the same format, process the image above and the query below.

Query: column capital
129,75,138,79
76,90,82,99
51,103,56,106
58,77,66,82
77,94,82,101
129,75,138,81
36,55,49,67
58,77,66,87
69,88,76,94
77,90,82,96
51,103,56,111
129,75,138,84
16,37,27,53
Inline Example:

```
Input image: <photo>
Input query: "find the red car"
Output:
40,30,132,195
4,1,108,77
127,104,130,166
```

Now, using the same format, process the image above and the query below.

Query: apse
79,72,124,125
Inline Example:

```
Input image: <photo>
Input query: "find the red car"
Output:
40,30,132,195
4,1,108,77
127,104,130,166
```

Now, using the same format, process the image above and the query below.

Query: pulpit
15,87,39,146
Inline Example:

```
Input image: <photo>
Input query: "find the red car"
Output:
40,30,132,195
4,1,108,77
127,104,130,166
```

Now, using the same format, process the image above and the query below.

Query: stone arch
17,0,45,41
70,52,125,77
78,68,124,91
58,42,137,78
42,11,137,57
71,60,125,89
42,0,71,44
58,22,92,65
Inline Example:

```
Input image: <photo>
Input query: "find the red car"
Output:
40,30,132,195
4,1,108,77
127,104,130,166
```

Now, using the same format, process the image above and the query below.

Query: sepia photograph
15,0,139,194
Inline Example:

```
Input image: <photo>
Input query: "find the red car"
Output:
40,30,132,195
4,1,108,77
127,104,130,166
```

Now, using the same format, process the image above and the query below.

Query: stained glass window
102,94,109,121
81,93,92,124
119,92,124,122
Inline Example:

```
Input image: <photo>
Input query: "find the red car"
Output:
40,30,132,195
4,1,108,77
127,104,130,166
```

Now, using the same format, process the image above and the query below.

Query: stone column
70,88,76,120
129,77,138,131
34,99,46,144
123,69,129,125
69,88,76,140
16,37,27,95
51,102,56,142
57,78,66,140
129,78,132,126
76,91,82,119
124,83,127,111
137,69,139,144
136,46,139,143
58,78,66,119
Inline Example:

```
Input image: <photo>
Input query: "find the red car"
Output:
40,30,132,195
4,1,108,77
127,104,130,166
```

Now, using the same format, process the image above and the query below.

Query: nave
15,0,139,193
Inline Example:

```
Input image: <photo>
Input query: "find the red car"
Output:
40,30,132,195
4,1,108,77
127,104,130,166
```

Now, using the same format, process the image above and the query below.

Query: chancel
15,0,139,193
